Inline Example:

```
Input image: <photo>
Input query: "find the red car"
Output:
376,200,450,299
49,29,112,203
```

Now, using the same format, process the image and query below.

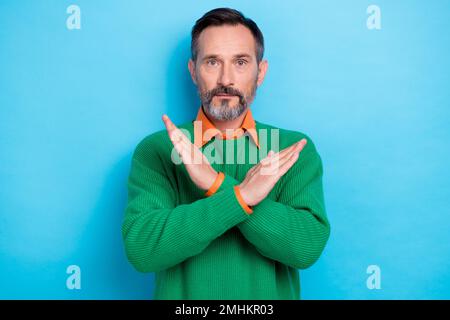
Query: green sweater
122,119,330,300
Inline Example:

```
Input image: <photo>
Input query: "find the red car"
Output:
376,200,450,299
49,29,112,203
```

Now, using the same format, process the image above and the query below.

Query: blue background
1,0,449,299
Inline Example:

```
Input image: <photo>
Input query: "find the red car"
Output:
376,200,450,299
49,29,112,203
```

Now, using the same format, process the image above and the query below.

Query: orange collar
193,106,260,149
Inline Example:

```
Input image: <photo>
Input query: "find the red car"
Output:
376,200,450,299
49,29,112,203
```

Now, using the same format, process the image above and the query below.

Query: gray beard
198,77,258,121
203,99,247,121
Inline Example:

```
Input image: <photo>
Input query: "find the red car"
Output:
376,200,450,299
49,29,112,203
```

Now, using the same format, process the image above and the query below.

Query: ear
256,59,268,87
188,59,198,85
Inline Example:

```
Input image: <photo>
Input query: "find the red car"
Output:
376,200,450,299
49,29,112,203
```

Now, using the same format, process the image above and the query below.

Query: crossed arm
121,115,330,273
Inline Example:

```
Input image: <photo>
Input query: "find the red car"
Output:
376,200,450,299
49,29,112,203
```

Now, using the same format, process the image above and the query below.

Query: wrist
206,171,218,189
237,184,253,207
204,171,223,196
234,185,254,214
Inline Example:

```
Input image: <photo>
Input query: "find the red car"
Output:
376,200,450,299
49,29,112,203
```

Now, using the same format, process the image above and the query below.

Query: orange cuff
233,185,253,215
205,172,225,197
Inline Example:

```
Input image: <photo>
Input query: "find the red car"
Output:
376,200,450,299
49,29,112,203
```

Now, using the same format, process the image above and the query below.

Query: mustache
203,86,244,100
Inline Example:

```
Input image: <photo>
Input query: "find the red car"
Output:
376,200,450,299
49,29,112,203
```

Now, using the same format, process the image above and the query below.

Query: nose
217,62,234,87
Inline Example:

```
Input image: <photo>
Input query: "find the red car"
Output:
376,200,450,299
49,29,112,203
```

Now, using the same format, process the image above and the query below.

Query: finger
261,141,300,167
173,139,194,163
174,133,205,165
163,115,197,165
162,114,176,132
169,128,186,145
163,114,181,144
259,146,296,175
247,150,272,175
276,139,308,168
264,139,306,176
168,125,190,155
171,136,185,158
259,149,284,176
163,114,191,145
165,121,191,147
275,143,297,159
180,139,200,162
260,149,277,165
277,138,307,159
277,148,302,177
246,163,259,176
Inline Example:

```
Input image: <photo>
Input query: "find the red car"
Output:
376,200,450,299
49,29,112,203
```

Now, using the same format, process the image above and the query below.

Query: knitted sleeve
216,139,331,270
121,139,250,273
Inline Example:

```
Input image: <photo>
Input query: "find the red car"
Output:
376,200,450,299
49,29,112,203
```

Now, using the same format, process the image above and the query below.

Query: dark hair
191,8,264,63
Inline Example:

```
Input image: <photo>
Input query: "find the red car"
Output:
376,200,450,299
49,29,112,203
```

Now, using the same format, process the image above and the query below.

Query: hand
238,139,308,207
162,114,218,191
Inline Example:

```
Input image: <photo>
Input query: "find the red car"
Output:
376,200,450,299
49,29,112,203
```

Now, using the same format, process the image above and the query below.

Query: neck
204,106,249,133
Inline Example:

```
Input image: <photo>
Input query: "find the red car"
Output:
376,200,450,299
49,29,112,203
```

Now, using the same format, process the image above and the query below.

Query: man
122,8,330,300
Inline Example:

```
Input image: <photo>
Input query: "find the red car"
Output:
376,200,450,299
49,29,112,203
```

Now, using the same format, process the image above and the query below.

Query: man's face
188,24,268,121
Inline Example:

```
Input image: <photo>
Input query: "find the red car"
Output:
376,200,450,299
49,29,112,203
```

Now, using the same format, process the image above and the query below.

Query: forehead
197,24,256,59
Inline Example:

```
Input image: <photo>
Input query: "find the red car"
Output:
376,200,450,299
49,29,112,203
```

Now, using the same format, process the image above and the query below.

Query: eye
236,59,248,66
207,59,218,66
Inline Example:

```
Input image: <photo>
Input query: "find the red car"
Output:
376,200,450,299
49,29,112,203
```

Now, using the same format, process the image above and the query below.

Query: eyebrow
202,53,253,61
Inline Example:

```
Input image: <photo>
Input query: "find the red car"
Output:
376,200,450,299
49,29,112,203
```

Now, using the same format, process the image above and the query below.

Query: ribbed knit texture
122,119,330,300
